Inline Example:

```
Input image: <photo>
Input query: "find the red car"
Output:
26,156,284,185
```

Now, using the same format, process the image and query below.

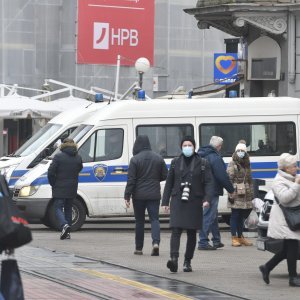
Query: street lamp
135,57,150,89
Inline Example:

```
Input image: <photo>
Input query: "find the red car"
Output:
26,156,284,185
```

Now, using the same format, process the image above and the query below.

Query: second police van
13,97,299,230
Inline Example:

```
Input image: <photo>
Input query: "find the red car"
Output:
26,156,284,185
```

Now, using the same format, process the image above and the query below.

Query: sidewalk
18,228,297,300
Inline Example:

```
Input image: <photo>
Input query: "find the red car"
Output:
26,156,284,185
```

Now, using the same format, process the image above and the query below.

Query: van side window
199,122,296,157
137,124,194,158
78,128,124,162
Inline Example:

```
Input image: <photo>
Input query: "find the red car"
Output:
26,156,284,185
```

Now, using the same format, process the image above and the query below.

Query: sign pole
114,55,121,100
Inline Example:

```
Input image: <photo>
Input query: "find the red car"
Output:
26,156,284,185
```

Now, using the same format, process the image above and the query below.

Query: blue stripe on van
13,161,298,187
9,170,28,186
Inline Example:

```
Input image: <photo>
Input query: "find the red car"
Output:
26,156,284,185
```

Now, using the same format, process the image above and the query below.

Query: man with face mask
162,136,213,273
198,136,235,250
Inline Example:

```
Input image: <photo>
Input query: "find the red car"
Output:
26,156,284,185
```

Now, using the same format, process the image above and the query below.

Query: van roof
83,97,300,124
48,102,107,125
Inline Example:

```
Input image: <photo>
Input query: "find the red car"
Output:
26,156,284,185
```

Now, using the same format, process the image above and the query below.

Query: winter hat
277,153,297,169
235,143,247,152
60,138,77,150
181,136,196,148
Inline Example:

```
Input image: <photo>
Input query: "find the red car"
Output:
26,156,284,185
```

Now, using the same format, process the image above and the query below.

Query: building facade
185,0,300,97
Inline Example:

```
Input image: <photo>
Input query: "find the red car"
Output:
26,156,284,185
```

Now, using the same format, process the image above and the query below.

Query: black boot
289,276,300,287
167,256,178,273
259,265,270,284
183,259,192,272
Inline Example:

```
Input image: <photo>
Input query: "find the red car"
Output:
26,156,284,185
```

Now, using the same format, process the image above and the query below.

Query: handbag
0,175,32,252
275,196,300,231
235,172,247,196
0,259,25,300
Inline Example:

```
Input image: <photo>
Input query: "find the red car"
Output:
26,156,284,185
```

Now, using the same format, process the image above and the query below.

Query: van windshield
14,123,62,157
50,124,93,158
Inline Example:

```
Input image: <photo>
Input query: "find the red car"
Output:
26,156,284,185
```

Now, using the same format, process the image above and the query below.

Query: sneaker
66,233,71,240
60,224,71,240
134,250,143,255
198,244,217,250
214,242,224,249
151,244,159,256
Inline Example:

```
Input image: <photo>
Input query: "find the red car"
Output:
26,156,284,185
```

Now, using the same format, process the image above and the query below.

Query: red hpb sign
77,0,155,66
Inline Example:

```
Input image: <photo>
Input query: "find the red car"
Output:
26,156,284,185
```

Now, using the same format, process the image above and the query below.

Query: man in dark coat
48,138,83,240
198,136,234,250
162,136,213,273
124,135,168,256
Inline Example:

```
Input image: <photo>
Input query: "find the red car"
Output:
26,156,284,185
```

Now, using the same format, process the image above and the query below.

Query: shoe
238,236,253,246
289,276,300,287
167,257,178,273
60,224,71,240
151,244,159,256
66,233,71,240
198,244,216,250
214,242,224,249
231,236,241,247
183,259,192,272
134,250,143,255
259,265,270,284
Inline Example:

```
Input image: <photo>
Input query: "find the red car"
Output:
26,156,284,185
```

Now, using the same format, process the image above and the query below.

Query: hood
60,141,78,156
198,145,217,157
133,135,151,155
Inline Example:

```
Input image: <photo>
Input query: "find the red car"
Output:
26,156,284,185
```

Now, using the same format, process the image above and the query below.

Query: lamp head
135,57,150,74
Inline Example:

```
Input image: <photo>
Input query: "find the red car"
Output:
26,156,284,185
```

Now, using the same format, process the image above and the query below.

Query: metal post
138,72,143,89
114,55,121,100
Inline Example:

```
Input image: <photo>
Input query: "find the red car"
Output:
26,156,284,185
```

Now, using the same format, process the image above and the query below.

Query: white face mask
237,151,245,159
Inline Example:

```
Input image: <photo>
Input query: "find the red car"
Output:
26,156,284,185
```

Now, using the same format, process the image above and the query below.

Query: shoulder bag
235,172,246,196
274,196,300,231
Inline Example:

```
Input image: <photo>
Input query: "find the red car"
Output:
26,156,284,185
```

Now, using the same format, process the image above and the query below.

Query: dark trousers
170,227,197,260
230,208,252,237
54,198,73,230
133,199,160,250
265,239,298,277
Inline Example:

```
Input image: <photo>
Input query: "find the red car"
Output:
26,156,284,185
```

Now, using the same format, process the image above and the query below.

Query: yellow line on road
76,268,193,300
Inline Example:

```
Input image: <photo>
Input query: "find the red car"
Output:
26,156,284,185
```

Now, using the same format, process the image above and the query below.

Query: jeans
199,196,220,247
170,228,197,260
54,198,73,230
265,239,298,277
230,208,252,237
132,199,160,250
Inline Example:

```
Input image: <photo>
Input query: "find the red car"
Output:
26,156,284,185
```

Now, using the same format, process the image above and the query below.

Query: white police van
0,102,106,188
13,97,300,230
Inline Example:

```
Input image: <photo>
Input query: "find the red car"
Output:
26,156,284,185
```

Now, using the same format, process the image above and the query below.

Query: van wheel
222,215,231,226
47,198,86,231
41,215,52,228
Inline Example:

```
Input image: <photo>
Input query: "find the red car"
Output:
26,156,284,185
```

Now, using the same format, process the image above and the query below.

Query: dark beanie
181,136,196,148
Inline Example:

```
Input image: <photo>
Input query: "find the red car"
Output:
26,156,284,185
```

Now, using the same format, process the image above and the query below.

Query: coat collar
277,169,295,182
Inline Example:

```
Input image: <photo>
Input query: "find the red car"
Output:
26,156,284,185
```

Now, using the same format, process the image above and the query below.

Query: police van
12,97,299,230
0,102,106,188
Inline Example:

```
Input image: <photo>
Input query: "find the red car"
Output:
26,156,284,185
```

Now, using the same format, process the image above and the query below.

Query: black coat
48,145,83,199
162,153,213,229
124,136,168,201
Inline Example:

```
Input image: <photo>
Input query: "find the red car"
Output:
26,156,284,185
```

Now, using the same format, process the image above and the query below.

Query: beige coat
268,170,300,240
226,160,253,209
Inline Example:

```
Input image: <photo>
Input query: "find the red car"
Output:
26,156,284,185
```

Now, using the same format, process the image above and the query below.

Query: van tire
41,215,52,228
47,198,86,232
222,215,231,226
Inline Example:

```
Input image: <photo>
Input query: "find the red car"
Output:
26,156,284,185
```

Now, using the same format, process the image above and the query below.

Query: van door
77,124,129,216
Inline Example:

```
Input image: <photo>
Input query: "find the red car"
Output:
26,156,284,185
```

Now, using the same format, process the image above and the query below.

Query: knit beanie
181,136,196,148
235,143,247,152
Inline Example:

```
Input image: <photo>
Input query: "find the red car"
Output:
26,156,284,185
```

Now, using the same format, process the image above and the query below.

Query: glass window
199,122,296,157
14,123,62,157
137,124,194,158
78,128,124,163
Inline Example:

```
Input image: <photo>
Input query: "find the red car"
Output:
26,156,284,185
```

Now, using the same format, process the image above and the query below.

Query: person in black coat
124,135,168,256
162,136,213,273
48,138,83,240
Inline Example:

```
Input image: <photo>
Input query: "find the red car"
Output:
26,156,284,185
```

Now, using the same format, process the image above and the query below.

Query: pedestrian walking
198,136,234,250
227,141,254,247
259,153,300,287
162,136,213,273
124,135,168,256
48,138,83,240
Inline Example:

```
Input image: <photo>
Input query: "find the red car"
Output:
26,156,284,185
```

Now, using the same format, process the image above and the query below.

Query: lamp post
135,57,150,89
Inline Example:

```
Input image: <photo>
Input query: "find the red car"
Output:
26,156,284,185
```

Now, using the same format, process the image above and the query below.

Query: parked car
256,190,300,258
